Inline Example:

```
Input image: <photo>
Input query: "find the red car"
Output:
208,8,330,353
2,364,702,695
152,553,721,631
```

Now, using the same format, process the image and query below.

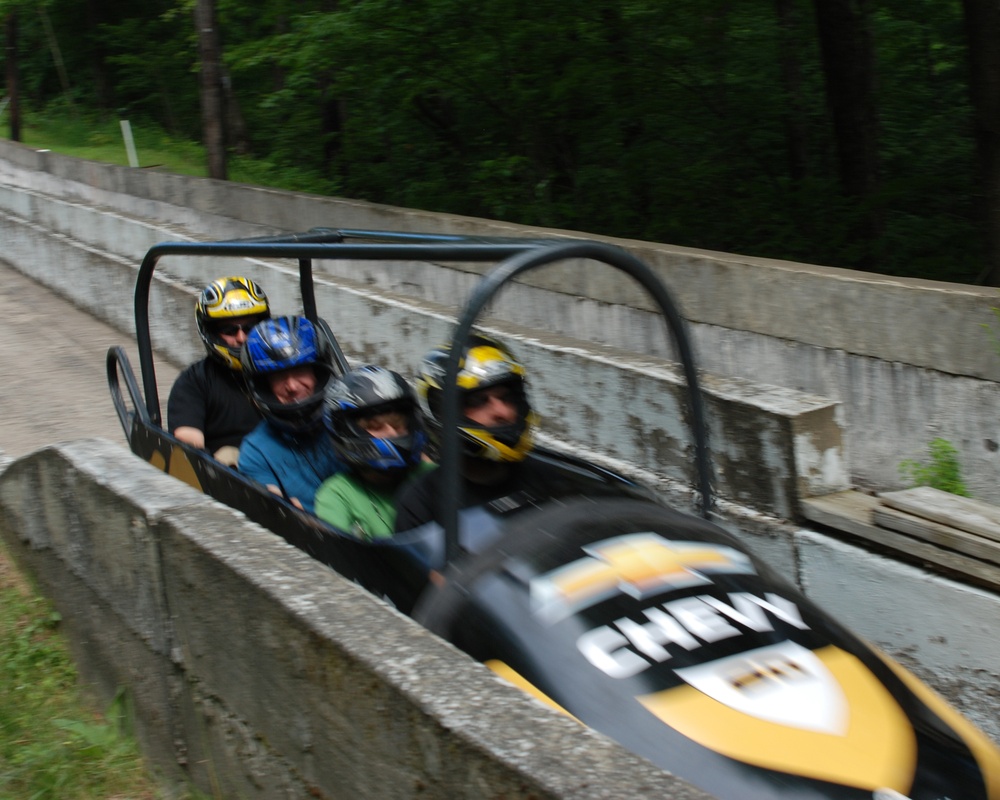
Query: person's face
358,410,409,438
267,365,317,404
214,316,264,349
463,384,518,426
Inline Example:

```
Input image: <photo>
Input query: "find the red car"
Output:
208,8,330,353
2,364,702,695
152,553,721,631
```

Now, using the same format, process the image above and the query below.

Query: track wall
1,139,998,502
0,441,712,799
0,140,846,518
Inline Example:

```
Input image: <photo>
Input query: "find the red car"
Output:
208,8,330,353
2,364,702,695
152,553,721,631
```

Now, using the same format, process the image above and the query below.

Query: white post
119,119,140,168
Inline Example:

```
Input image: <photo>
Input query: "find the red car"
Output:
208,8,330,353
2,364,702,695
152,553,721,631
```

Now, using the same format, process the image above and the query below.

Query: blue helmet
241,316,334,432
323,365,427,471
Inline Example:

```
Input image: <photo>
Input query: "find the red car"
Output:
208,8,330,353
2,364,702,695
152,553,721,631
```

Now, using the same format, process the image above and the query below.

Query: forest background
3,0,1000,287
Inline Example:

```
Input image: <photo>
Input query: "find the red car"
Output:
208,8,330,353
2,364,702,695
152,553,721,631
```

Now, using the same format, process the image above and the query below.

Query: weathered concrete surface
797,529,1000,743
0,261,180,458
2,138,998,504
0,440,712,799
312,251,1000,503
0,154,849,517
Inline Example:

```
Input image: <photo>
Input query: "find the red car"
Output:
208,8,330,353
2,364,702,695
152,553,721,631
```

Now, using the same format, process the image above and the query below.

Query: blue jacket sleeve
237,431,279,488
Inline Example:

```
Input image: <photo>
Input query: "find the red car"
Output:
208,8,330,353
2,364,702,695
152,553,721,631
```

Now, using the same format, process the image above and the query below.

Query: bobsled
108,228,1000,799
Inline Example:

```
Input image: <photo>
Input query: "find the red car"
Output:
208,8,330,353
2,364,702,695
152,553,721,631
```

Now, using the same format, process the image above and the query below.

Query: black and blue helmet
323,365,427,472
241,316,334,432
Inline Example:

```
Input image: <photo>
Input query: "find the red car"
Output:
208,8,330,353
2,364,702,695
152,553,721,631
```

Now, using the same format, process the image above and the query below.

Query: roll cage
107,227,713,599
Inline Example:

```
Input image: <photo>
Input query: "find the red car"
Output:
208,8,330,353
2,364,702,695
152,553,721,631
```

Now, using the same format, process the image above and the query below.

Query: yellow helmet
194,276,270,370
416,334,537,462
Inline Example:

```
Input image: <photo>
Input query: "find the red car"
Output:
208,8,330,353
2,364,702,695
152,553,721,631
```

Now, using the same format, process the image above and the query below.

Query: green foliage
19,108,343,199
899,437,971,497
21,109,208,174
97,4,202,136
0,0,990,283
0,562,161,799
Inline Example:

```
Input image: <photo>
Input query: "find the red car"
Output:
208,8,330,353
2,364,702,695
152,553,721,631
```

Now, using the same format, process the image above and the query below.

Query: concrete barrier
0,150,847,518
0,440,711,799
2,138,998,502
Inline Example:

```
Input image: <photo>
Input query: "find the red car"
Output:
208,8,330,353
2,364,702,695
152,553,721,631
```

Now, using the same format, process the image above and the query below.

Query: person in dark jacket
393,333,559,534
167,276,270,465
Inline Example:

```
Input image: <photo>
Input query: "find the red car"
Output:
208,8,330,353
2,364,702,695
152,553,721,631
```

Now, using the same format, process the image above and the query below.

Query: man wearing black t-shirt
167,276,270,465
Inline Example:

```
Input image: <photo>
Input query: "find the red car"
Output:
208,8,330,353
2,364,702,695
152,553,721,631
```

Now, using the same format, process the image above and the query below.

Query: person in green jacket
314,365,432,540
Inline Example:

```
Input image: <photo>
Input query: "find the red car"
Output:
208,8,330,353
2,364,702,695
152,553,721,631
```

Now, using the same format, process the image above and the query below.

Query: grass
0,538,173,800
898,437,971,497
20,110,209,177
1,107,255,800
16,107,339,196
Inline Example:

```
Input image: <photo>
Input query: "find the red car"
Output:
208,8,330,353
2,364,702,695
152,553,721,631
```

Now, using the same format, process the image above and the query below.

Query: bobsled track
1,143,1000,798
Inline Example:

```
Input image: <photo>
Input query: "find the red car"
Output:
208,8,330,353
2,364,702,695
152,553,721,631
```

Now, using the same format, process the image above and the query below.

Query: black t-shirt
167,357,262,453
393,458,572,533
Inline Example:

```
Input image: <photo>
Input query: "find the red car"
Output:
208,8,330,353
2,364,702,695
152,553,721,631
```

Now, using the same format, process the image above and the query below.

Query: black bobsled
108,228,1000,799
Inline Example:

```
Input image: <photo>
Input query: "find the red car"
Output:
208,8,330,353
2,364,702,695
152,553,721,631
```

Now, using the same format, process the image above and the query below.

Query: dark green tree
1,0,993,285
962,0,1000,286
813,0,882,268
194,0,226,179
4,5,20,141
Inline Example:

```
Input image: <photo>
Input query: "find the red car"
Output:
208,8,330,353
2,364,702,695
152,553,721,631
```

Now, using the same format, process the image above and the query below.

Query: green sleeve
314,474,356,533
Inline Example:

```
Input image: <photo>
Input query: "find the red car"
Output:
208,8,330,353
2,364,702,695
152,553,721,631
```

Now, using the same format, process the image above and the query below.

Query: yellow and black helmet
416,333,537,462
194,276,270,370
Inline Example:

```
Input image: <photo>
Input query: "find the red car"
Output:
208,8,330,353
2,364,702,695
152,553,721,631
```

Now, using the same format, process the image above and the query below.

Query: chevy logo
530,533,755,624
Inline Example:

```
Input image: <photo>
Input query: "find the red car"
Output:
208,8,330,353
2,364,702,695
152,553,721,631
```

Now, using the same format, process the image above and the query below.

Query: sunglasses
464,385,516,410
215,320,259,336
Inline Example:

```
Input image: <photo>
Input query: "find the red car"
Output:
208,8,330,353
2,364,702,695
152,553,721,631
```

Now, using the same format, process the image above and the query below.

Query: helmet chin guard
323,365,427,471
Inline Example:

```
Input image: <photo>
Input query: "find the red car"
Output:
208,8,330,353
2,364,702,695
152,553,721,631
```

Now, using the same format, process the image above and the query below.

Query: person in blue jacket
237,316,342,513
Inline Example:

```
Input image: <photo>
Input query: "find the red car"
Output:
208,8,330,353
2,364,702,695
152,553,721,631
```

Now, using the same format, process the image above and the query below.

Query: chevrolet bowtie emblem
531,533,755,624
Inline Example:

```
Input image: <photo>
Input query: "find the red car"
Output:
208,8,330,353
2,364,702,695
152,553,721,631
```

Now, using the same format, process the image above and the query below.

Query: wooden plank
879,486,1000,544
800,490,878,531
800,491,1000,592
872,506,1000,568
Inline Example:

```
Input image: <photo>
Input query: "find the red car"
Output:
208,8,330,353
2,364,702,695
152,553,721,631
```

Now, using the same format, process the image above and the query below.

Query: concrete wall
0,141,848,519
2,438,999,800
2,138,998,503
0,441,711,799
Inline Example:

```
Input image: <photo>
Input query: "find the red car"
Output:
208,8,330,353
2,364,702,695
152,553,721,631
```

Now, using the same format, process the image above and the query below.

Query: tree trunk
776,0,807,182
222,67,250,155
5,11,19,142
813,0,882,267
962,0,1000,286
319,95,342,174
194,0,227,180
84,0,113,110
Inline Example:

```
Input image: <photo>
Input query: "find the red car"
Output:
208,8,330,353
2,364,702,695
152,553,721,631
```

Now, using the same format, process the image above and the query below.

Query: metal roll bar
439,240,713,563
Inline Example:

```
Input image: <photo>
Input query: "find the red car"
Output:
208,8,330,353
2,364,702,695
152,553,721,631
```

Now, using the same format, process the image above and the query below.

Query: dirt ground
0,540,30,596
0,260,185,621
0,261,181,460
